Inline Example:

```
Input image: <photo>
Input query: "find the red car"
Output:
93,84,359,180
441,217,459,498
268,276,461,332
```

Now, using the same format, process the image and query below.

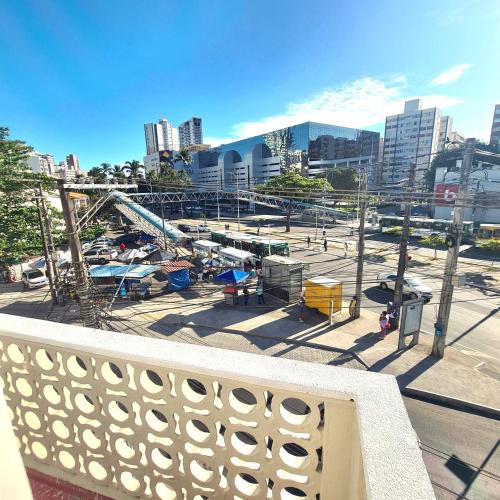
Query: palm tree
174,149,192,165
123,160,144,178
100,163,113,176
111,164,125,179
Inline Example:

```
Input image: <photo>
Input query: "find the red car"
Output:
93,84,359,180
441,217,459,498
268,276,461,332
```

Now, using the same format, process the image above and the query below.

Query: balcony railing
0,313,434,499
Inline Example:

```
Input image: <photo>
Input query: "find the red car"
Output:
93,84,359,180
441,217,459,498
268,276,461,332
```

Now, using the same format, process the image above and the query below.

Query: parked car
114,233,140,245
84,247,118,264
92,236,114,246
376,272,433,302
178,224,191,232
22,269,49,290
197,224,211,232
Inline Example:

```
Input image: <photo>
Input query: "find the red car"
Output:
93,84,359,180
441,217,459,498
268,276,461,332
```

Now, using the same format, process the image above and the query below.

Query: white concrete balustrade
0,314,434,499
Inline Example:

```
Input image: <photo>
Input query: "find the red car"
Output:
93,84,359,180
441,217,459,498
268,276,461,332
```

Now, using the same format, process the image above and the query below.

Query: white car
84,247,118,264
22,269,49,290
93,236,114,246
376,272,433,302
197,224,211,232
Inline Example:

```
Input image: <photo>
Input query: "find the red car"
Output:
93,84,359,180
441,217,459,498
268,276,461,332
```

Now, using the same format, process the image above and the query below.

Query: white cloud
205,76,463,145
431,64,471,86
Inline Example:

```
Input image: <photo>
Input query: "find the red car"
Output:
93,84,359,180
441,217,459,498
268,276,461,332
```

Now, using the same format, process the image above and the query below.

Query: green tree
100,162,113,176
477,239,500,253
421,234,446,259
111,164,125,179
123,160,144,178
0,127,63,264
255,172,332,231
175,149,193,166
87,166,107,181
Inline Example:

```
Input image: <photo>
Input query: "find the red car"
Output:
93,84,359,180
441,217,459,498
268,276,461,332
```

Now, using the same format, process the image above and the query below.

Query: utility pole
236,173,240,232
57,180,99,328
35,194,58,306
432,138,475,358
38,184,59,291
393,162,416,326
353,169,367,318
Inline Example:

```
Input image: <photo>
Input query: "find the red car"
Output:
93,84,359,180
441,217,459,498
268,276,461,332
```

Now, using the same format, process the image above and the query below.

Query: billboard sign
435,183,459,205
159,150,174,163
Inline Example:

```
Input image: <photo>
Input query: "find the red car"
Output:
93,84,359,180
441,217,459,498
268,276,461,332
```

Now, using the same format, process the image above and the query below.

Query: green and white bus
379,216,474,242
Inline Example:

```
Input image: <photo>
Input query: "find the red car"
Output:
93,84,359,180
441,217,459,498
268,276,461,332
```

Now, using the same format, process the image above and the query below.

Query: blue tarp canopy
90,264,160,279
214,269,249,284
168,269,190,291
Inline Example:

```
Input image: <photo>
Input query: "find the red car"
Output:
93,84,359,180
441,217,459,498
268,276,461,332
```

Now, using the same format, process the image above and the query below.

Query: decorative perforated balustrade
0,314,434,500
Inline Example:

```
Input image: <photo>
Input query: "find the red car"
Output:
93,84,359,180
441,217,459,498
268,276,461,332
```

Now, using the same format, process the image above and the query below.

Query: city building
450,130,465,145
65,154,80,172
178,117,203,148
382,99,442,187
26,151,56,176
438,116,453,151
489,104,500,148
186,143,211,153
185,122,380,188
144,118,179,154
433,156,500,223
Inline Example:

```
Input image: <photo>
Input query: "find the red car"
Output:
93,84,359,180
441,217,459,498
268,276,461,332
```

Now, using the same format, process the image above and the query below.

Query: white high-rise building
382,99,442,186
26,151,56,176
178,117,203,149
144,118,179,154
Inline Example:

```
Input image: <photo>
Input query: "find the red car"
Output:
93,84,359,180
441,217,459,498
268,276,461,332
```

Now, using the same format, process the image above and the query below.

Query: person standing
243,284,249,306
379,311,389,339
119,242,126,252
256,282,265,304
307,236,311,247
344,241,348,258
323,238,328,252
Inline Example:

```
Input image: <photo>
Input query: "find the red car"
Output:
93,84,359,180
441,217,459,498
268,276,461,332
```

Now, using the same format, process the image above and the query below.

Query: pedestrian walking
119,242,126,252
350,226,354,236
386,301,398,331
243,284,249,306
323,238,328,252
256,282,265,304
307,235,311,247
257,227,260,235
298,294,306,322
322,229,326,237
379,311,389,339
344,241,348,258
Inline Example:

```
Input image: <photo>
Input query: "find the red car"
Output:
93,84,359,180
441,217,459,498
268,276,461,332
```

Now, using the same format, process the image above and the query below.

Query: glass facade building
189,122,380,187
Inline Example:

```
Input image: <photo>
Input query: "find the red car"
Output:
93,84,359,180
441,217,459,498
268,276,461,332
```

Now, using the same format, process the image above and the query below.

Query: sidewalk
113,290,500,415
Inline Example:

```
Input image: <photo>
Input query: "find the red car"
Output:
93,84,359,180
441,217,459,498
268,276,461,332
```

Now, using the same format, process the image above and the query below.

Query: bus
210,230,289,258
475,224,500,243
379,216,474,243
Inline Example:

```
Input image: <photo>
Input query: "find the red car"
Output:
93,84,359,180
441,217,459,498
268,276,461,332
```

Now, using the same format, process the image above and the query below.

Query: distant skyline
1,0,499,169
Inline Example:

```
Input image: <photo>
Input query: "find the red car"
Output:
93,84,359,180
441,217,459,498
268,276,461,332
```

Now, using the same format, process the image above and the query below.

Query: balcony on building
0,314,434,499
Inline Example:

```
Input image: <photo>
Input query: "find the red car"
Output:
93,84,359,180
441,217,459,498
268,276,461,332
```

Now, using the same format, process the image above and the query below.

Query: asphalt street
404,397,500,499
211,214,500,380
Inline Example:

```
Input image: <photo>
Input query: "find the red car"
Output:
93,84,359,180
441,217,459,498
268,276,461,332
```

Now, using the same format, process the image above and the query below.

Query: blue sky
1,0,499,169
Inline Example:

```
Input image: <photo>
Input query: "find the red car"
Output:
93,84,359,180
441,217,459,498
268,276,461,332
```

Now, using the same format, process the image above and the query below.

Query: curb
401,387,500,420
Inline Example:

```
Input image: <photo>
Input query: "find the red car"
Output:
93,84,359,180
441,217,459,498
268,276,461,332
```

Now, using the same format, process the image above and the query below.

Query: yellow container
304,277,342,316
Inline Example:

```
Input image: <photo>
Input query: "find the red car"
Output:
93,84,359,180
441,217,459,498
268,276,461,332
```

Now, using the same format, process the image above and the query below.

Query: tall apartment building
65,154,80,172
490,104,500,148
178,117,203,149
382,99,442,186
144,118,179,154
438,116,453,151
26,151,56,176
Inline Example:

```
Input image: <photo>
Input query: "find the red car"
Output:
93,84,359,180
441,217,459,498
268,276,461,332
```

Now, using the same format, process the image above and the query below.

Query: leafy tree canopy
325,168,358,191
0,127,63,264
255,172,332,198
